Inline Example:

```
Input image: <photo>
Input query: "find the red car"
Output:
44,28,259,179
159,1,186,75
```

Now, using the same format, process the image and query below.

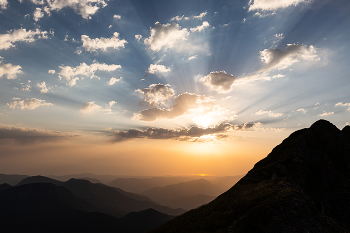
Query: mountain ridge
149,120,350,233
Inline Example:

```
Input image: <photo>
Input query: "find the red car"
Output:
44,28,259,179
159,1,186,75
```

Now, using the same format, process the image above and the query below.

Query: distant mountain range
17,176,185,217
0,182,174,232
142,179,223,210
149,120,350,232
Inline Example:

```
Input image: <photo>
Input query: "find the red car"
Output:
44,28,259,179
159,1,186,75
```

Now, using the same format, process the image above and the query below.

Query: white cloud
170,15,190,21
136,83,175,106
255,110,283,117
318,111,334,117
37,81,50,93
146,64,171,74
248,0,308,12
22,84,31,91
30,0,107,19
193,11,207,19
0,59,23,79
113,14,121,19
297,108,307,114
79,32,127,53
200,71,236,93
48,69,55,74
33,8,44,21
188,55,197,60
144,22,189,51
335,102,350,111
259,44,319,72
103,101,116,113
108,77,122,85
80,101,101,113
68,77,79,87
0,28,48,50
58,61,121,86
190,21,210,32
7,98,52,110
0,0,8,9
135,34,142,42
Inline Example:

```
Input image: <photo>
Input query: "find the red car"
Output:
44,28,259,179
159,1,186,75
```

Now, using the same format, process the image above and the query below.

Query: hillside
149,120,350,233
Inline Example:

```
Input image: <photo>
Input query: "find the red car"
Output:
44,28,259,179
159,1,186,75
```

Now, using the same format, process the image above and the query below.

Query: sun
193,115,215,128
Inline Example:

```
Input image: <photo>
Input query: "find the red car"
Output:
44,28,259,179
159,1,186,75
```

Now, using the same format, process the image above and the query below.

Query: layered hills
150,120,350,232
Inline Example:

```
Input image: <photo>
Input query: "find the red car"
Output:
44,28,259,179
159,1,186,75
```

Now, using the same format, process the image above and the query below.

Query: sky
0,0,350,176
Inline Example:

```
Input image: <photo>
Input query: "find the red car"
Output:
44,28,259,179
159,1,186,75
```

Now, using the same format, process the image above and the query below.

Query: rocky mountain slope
149,120,350,233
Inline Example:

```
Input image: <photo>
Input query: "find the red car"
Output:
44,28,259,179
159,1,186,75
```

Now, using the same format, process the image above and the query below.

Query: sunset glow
0,0,349,177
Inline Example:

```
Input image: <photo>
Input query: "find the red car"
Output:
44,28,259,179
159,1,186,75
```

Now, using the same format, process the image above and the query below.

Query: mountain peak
150,120,350,232
310,119,340,134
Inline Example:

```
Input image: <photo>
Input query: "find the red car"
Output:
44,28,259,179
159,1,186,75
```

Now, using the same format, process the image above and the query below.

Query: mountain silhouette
0,182,174,232
0,174,29,185
17,176,186,217
109,176,204,193
149,120,350,233
143,179,223,209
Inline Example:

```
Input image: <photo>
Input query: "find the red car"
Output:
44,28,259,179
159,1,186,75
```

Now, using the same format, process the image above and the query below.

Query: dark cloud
200,71,236,93
133,93,211,121
0,126,76,145
111,122,259,143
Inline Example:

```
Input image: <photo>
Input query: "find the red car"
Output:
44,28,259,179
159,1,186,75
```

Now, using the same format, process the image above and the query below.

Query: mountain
208,175,243,190
109,176,203,193
0,183,12,191
164,194,216,210
0,183,174,233
18,176,186,217
0,174,29,185
149,120,350,233
143,179,223,209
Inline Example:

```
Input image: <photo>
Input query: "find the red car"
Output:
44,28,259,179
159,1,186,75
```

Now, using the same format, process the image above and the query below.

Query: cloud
0,0,8,9
37,81,50,93
193,11,207,19
259,44,319,72
103,101,117,113
48,69,55,74
170,15,190,21
188,55,197,60
335,102,350,111
133,93,227,122
108,77,122,85
111,122,259,143
0,125,75,145
135,34,142,42
0,59,23,79
22,83,31,91
200,71,236,93
146,64,171,74
255,110,283,117
144,22,189,51
0,28,48,50
248,0,308,12
297,108,307,114
190,21,210,32
33,8,44,21
80,101,101,113
136,83,175,106
58,61,121,86
113,14,121,19
7,98,53,110
79,32,127,53
30,0,107,19
318,111,334,117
